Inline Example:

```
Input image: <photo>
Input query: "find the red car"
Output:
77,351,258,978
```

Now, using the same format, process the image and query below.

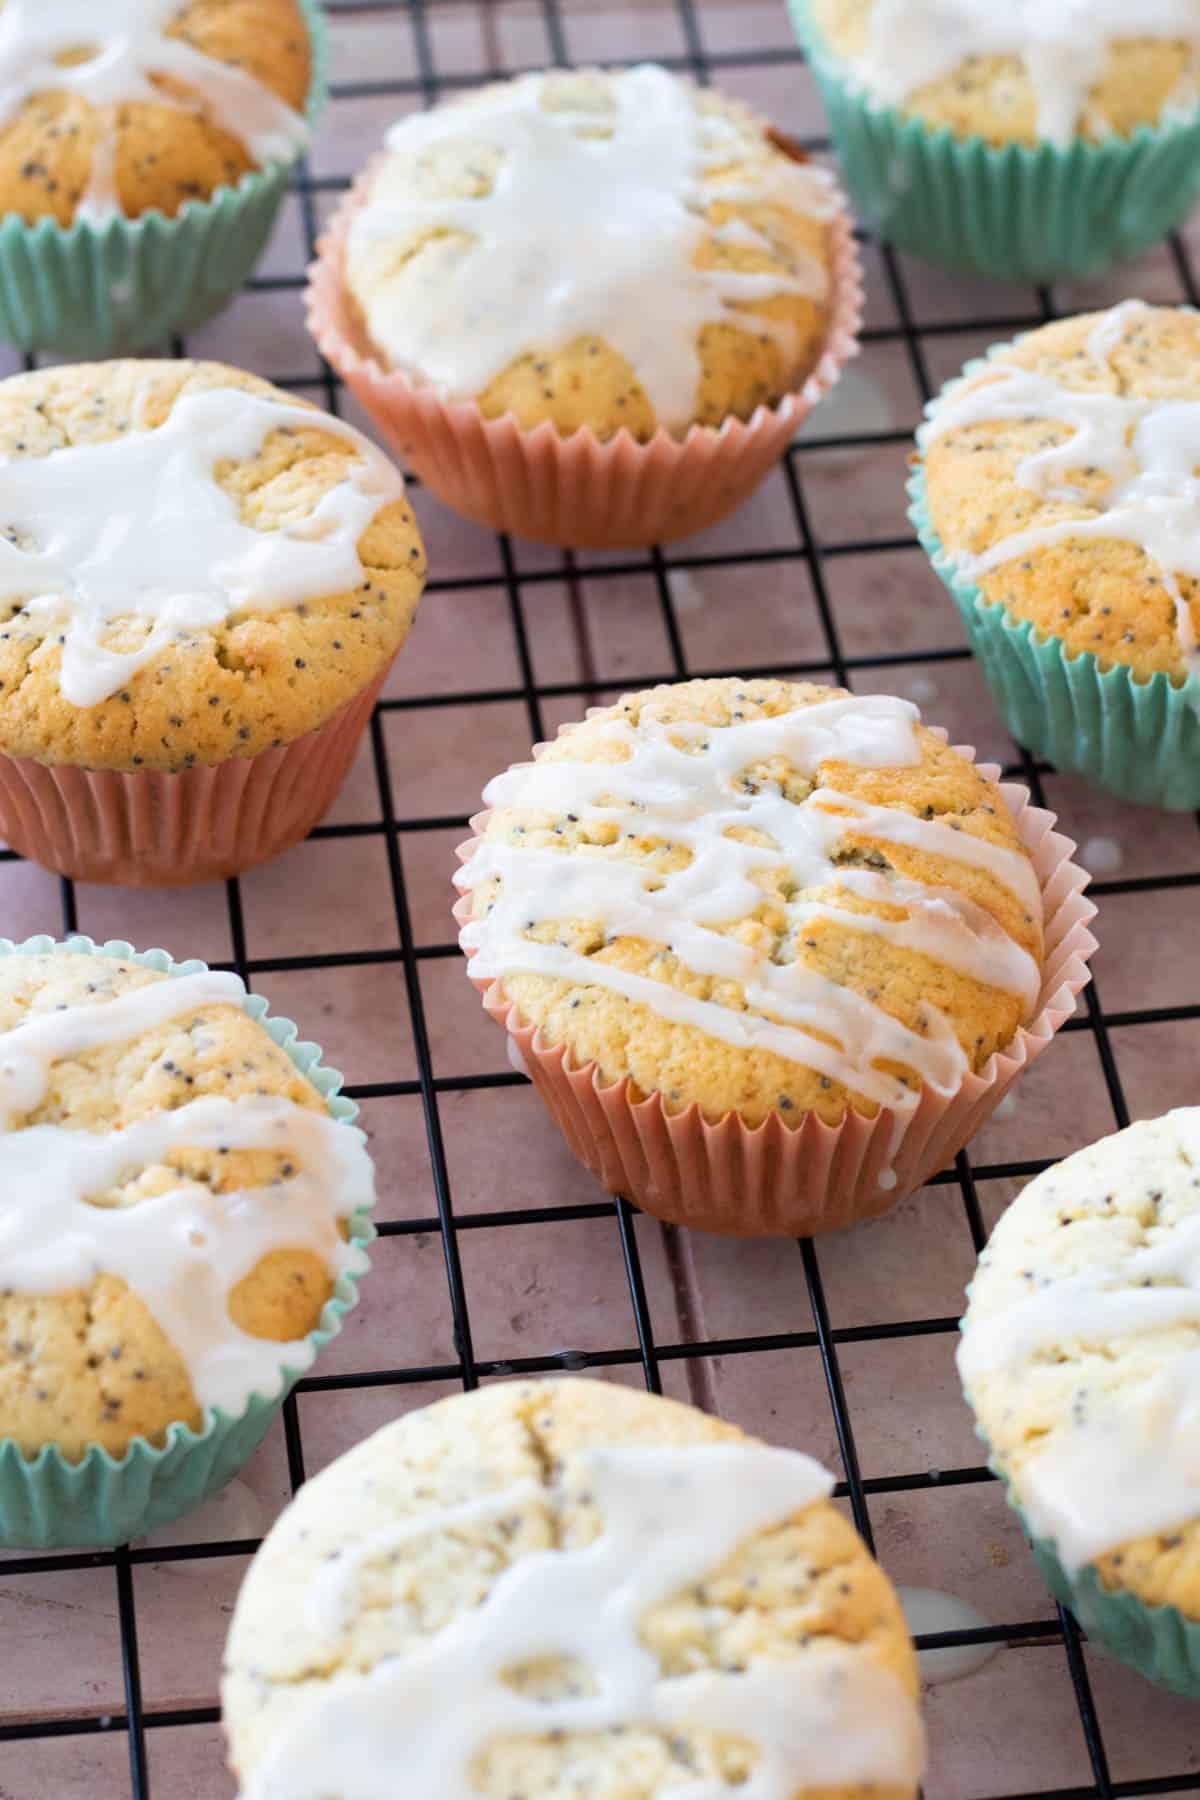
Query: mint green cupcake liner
0,0,327,356
909,459,1200,810
968,1420,1200,1695
0,934,374,1550
787,0,1200,282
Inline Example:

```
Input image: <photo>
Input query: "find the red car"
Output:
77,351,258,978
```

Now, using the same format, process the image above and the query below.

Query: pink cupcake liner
0,666,390,888
305,161,864,550
452,745,1098,1237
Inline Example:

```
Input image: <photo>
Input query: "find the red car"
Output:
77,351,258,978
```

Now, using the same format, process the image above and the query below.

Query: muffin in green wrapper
0,935,375,1549
788,0,1200,282
0,0,327,356
913,299,1200,812
959,1110,1200,1696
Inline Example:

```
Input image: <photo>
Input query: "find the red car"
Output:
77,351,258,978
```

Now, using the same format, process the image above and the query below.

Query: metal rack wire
2,1,1200,1795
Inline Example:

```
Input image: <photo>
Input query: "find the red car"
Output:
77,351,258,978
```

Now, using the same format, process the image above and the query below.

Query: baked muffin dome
344,63,841,441
807,0,1200,147
0,358,426,772
0,950,373,1461
0,0,312,226
456,677,1044,1132
223,1379,925,1798
920,300,1200,687
960,1109,1200,1616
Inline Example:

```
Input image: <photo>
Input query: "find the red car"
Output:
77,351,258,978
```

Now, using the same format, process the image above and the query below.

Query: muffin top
0,359,426,772
344,64,840,441
456,677,1044,1133
0,949,373,1459
223,1378,925,1799
808,0,1200,147
920,300,1200,687
0,0,311,225
960,1109,1200,1616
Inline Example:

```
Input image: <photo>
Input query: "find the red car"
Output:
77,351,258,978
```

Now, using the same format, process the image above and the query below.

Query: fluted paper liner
787,0,1200,284
305,157,864,550
0,664,390,887
910,457,1200,811
453,742,1097,1236
0,936,374,1549
962,1389,1200,1692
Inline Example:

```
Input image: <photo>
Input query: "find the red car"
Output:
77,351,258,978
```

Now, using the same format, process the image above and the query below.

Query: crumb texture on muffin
0,0,312,225
920,299,1200,684
960,1108,1200,1615
456,676,1044,1130
345,64,839,439
0,950,373,1459
223,1378,924,1798
809,0,1200,147
0,359,426,771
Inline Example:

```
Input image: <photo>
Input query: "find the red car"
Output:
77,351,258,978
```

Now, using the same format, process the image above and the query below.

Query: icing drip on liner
0,0,309,218
349,63,838,433
0,384,407,708
958,1108,1200,1569
920,298,1200,676
456,694,1042,1120
245,1443,926,1798
840,0,1200,147
0,969,374,1415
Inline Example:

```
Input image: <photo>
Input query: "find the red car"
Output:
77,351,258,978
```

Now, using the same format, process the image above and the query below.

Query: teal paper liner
0,0,328,356
965,1411,1200,1695
908,458,1200,811
786,0,1200,282
0,934,374,1550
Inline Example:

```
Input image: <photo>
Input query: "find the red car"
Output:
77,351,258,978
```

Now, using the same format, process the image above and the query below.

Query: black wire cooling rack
3,1,1200,1795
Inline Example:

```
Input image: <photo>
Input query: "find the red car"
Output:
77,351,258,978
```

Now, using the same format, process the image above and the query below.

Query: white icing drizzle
921,298,1200,676
897,1586,999,1685
348,63,837,433
958,1108,1200,1569
1080,834,1123,876
0,968,241,1124
0,0,309,218
0,385,406,708
0,970,373,1415
246,1443,925,1798
456,694,1042,1119
841,0,1200,146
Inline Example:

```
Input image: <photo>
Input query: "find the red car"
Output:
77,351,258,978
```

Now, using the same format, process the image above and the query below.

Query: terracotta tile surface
1,4,1199,1797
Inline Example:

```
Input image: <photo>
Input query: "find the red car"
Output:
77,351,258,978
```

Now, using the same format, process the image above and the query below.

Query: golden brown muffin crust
921,305,1200,684
223,1379,921,1798
0,952,342,1460
962,1113,1200,1619
346,71,835,442
0,0,311,225
466,677,1043,1129
809,0,1198,147
0,359,426,772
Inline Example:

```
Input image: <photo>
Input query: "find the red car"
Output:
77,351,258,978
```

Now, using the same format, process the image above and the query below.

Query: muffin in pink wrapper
305,63,863,551
453,677,1098,1237
0,358,426,887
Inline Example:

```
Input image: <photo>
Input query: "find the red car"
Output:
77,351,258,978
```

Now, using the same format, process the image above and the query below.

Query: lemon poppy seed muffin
457,677,1045,1138
344,64,842,442
960,1110,1200,1689
0,0,312,227
0,950,373,1465
0,358,425,773
807,0,1200,148
223,1379,925,1798
920,300,1200,687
